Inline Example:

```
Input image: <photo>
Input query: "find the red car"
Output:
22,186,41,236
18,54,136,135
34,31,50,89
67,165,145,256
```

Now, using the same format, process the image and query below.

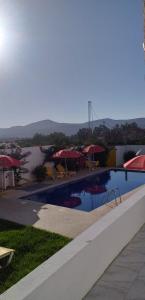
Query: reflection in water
125,171,128,181
21,170,145,212
85,185,106,195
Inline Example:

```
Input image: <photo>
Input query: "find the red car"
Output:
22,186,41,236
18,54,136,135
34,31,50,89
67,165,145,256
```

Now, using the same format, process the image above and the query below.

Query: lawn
0,219,71,294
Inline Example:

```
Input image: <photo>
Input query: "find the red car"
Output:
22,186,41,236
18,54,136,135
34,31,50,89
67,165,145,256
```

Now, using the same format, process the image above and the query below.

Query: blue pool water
21,170,145,212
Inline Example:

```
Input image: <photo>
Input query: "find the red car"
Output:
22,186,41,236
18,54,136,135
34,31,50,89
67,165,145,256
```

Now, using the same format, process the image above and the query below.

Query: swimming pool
21,169,145,212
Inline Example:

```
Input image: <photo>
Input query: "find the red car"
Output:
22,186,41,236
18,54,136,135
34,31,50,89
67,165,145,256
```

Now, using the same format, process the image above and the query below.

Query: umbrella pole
2,167,4,191
3,168,6,190
65,158,67,174
0,164,2,191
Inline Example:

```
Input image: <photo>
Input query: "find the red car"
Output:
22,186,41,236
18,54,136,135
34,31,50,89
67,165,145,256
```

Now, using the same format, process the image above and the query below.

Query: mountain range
0,118,145,139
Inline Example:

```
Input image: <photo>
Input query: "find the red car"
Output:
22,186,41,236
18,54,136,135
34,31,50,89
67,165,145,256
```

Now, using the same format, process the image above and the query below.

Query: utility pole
88,100,92,130
144,1,145,53
143,0,145,80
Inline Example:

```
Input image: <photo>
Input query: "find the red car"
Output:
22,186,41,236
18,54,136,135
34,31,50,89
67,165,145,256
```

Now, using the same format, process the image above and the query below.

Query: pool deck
84,223,145,300
0,168,144,238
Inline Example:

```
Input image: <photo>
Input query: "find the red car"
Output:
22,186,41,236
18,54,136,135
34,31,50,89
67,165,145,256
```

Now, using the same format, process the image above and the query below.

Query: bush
32,165,47,182
94,147,108,167
123,150,136,163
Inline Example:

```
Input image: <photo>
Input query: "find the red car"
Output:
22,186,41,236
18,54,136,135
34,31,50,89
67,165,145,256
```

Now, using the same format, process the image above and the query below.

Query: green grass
0,219,71,294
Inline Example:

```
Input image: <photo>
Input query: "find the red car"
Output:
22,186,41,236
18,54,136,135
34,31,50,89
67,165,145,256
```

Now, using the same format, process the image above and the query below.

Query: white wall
3,144,145,182
0,145,47,182
21,144,145,180
1,185,145,300
21,146,45,181
116,145,145,166
21,145,145,178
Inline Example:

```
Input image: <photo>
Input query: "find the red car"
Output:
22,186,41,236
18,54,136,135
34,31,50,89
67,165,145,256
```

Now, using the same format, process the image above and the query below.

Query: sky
0,0,144,127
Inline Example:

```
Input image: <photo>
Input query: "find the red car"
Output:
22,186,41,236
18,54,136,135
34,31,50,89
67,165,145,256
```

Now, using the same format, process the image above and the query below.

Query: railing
105,187,122,207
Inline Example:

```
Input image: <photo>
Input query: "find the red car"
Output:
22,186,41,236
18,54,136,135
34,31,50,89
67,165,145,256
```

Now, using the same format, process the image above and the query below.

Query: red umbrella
83,144,105,154
52,149,83,172
53,149,82,159
123,155,145,170
0,155,21,168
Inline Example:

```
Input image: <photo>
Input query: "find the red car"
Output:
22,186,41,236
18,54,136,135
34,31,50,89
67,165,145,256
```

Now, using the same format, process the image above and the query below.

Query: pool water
21,170,145,212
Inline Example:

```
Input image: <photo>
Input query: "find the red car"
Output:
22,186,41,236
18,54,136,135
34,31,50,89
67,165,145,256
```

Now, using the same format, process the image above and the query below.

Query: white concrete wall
20,145,145,178
0,145,54,182
3,144,145,181
116,145,145,166
21,144,145,180
1,185,145,300
0,145,48,182
21,146,45,181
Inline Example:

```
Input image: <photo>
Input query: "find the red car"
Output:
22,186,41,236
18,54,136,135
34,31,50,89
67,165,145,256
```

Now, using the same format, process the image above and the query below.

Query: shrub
94,147,109,167
32,165,47,182
123,150,136,163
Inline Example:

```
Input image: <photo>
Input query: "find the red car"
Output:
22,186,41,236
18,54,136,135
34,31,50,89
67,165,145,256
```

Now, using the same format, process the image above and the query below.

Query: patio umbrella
83,144,105,154
0,155,21,191
83,144,105,161
0,155,21,168
123,155,145,170
52,149,83,172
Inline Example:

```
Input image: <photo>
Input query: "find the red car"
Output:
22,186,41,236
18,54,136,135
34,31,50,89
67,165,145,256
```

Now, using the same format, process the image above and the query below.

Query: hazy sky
0,0,144,127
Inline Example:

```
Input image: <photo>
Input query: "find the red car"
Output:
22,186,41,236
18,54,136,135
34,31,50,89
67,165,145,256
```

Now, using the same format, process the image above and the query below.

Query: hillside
0,118,145,139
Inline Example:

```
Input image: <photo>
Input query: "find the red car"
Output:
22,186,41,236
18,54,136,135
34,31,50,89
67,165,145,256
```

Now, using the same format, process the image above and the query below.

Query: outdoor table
0,246,15,268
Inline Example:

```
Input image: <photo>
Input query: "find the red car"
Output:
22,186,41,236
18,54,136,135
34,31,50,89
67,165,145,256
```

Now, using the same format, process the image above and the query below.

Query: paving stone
125,242,145,255
97,278,131,293
126,279,145,300
139,226,145,233
84,285,125,300
83,225,145,300
138,264,145,279
117,251,145,263
129,239,145,247
98,264,138,284
113,252,145,272
132,233,145,241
